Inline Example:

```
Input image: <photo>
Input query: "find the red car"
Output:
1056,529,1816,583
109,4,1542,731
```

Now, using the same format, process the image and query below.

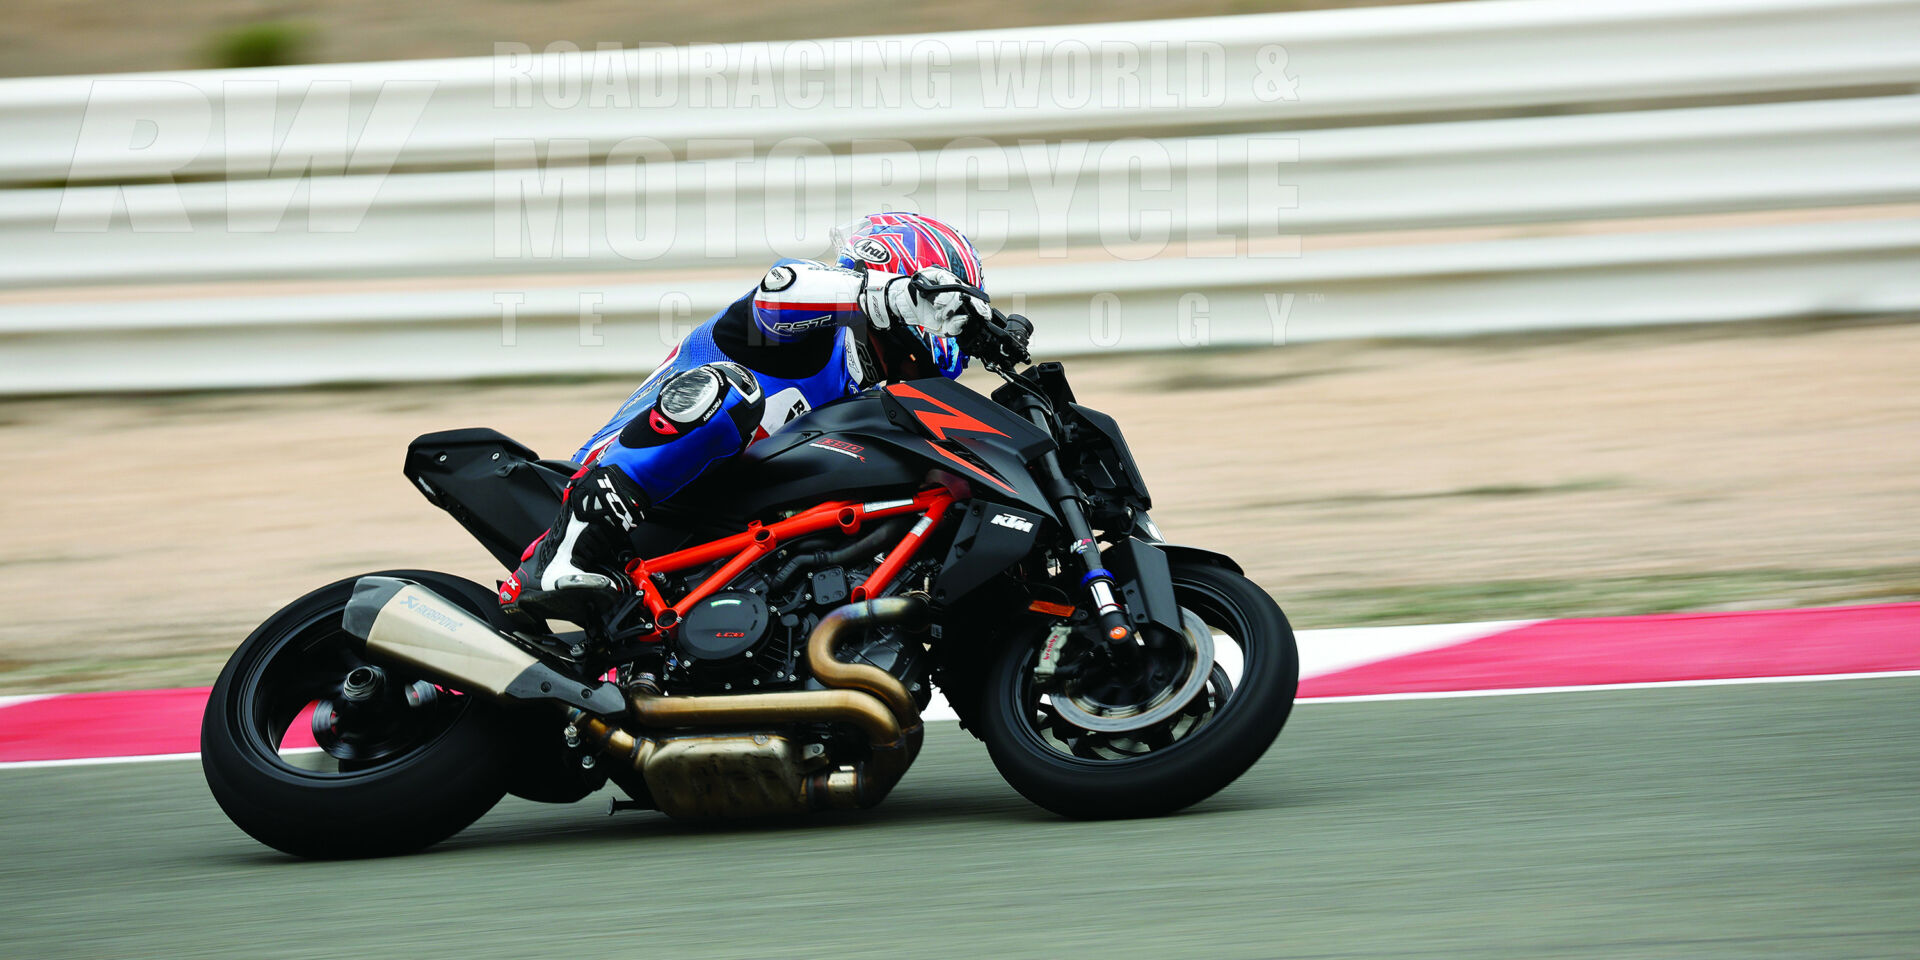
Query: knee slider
619,363,765,449
658,366,727,426
619,366,721,448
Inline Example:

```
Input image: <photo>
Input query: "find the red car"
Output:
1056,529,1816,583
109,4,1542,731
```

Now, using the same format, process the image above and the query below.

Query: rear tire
977,560,1298,818
201,570,511,859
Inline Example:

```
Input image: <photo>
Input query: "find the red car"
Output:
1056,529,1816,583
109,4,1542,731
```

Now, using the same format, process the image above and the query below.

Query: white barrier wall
0,0,1917,392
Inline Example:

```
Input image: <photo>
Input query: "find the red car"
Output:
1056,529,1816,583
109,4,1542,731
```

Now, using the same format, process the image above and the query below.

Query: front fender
1152,542,1244,576
1099,538,1184,639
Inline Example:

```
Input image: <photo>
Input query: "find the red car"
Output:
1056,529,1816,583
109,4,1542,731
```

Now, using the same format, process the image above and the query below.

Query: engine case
677,591,772,662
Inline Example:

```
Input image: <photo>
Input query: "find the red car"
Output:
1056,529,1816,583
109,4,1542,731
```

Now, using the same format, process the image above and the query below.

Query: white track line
1294,619,1539,679
3,670,1915,771
1295,669,1920,704
1,751,205,771
0,747,322,772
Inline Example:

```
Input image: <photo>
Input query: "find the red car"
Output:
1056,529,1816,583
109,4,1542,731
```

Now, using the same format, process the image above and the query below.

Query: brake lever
907,274,990,302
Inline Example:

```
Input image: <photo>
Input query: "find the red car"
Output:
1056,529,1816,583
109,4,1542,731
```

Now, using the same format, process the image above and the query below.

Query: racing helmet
833,213,982,380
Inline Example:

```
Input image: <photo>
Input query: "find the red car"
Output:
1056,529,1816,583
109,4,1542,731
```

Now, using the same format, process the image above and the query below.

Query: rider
500,212,993,625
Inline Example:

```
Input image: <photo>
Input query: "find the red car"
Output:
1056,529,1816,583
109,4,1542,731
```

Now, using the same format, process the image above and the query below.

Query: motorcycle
201,304,1299,859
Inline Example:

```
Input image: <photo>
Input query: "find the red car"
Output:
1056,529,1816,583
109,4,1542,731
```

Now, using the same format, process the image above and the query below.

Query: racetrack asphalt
2,678,1915,960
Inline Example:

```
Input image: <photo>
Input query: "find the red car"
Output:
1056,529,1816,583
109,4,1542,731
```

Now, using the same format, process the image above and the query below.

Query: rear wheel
200,570,510,859
976,560,1298,818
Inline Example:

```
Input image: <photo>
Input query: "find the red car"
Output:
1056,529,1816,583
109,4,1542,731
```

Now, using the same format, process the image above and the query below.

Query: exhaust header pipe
575,596,932,815
341,576,625,716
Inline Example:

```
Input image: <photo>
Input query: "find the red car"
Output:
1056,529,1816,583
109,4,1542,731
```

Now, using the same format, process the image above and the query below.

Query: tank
664,395,927,520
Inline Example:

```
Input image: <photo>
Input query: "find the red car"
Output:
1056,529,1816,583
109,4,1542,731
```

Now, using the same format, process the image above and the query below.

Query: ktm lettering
990,513,1034,533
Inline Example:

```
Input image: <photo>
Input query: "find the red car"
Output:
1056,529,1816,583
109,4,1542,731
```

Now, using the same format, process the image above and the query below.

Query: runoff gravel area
1,317,1917,693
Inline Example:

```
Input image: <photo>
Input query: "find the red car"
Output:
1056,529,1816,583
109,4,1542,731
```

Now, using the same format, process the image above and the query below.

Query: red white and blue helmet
834,213,982,379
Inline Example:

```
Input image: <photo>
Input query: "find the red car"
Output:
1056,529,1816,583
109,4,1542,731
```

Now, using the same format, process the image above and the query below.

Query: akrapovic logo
398,595,464,632
990,513,1034,533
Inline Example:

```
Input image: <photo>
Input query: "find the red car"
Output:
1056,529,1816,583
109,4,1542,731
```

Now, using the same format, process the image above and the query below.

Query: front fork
1018,407,1137,646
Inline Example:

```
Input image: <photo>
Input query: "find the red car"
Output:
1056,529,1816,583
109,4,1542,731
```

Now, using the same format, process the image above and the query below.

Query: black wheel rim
230,605,471,780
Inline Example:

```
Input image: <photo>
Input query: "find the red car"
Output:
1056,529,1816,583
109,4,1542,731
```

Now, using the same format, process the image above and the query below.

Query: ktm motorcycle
201,307,1299,859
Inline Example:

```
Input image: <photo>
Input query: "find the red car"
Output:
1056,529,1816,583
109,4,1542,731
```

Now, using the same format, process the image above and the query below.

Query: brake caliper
1033,622,1073,685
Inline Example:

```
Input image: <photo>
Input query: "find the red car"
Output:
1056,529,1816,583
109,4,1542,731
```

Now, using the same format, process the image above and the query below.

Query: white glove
859,266,988,339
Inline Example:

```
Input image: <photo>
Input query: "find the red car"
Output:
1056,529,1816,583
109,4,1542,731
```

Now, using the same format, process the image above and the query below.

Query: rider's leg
501,363,765,625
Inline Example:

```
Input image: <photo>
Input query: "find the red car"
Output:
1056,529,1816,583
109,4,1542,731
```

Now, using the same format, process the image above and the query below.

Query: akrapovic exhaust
341,576,625,716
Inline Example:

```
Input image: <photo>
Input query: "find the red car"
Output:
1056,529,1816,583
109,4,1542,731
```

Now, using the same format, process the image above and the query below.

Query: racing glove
859,266,989,339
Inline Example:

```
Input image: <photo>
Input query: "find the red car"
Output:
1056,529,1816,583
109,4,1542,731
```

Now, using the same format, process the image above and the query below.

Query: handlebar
905,272,1032,368
969,306,1032,368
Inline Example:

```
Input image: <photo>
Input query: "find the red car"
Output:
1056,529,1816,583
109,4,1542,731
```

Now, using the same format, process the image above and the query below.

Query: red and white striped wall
3,602,1916,768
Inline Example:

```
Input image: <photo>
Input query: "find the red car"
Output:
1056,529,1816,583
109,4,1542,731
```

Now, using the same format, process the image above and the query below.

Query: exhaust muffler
341,576,625,716
573,596,931,817
345,575,931,818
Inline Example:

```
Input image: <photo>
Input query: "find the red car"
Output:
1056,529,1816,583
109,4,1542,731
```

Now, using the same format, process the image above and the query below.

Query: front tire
977,561,1298,818
201,570,511,859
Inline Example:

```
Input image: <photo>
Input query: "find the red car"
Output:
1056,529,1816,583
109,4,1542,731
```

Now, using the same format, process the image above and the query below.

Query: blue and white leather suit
571,259,967,508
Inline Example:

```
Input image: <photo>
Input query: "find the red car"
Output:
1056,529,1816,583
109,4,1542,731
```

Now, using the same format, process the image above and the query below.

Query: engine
658,518,934,707
668,578,793,690
570,518,947,820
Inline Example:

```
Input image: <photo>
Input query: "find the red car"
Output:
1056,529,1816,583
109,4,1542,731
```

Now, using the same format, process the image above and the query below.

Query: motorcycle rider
499,212,992,625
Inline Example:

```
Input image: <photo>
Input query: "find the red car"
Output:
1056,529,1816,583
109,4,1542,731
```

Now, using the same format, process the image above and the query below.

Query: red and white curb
3,602,1916,769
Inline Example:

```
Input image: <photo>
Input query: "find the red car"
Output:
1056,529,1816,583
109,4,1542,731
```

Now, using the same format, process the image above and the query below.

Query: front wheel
201,570,511,858
977,560,1298,818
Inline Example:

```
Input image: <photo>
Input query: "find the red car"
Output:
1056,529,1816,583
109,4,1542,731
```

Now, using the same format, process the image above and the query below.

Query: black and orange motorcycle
201,308,1299,858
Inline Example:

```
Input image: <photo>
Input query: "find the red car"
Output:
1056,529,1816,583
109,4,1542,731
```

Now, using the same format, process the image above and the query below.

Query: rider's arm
748,259,897,344
748,257,987,382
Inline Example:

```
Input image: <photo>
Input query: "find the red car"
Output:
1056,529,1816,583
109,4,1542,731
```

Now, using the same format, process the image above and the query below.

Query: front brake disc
1051,609,1214,734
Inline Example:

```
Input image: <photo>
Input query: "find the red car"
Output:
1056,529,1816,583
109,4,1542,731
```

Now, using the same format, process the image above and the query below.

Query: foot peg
551,572,615,591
